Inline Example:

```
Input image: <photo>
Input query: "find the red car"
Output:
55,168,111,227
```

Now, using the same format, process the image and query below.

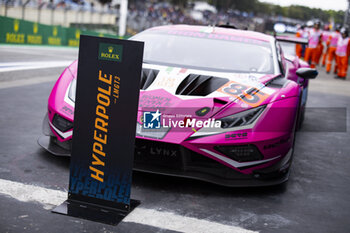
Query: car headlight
219,105,265,128
52,114,73,132
68,78,77,102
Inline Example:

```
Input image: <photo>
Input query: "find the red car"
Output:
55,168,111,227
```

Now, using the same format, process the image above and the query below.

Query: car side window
276,42,285,75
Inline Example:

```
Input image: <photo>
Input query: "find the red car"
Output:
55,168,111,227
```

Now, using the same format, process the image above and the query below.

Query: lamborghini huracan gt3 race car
38,25,318,186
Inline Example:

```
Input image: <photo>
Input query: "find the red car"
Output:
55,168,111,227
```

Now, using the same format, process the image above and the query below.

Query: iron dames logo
143,110,161,129
98,43,123,62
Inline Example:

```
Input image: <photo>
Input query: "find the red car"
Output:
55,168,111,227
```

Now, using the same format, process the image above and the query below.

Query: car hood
52,61,285,143
137,63,279,117
134,64,281,143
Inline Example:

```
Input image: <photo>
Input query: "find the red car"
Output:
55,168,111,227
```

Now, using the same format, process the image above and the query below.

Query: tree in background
207,0,344,24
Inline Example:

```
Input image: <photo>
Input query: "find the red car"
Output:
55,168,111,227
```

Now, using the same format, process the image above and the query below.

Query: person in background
326,25,341,73
295,24,305,58
315,23,325,66
304,21,322,68
301,24,309,58
321,25,331,66
335,28,350,79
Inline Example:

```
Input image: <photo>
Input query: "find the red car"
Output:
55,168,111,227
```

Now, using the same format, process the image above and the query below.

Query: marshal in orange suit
326,26,341,73
304,21,322,68
335,28,350,79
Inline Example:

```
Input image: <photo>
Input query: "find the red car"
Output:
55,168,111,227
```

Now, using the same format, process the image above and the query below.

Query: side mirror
296,68,318,79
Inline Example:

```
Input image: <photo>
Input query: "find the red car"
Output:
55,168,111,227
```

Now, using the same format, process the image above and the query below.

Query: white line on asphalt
0,75,57,89
0,61,72,73
124,208,257,233
0,44,78,51
0,178,257,233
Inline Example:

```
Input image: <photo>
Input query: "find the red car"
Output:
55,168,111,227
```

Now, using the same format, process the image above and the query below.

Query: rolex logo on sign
98,43,123,62
14,20,19,32
53,27,58,36
33,23,38,34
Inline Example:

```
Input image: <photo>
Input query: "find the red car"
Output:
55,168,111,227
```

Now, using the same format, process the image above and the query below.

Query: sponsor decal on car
61,105,74,115
152,74,179,89
263,138,290,150
150,147,178,157
225,132,248,140
139,95,172,108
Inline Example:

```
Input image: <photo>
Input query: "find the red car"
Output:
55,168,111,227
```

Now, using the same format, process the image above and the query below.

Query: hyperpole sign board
53,35,144,225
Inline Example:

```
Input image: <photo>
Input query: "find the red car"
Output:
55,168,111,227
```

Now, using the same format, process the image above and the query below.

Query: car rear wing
276,36,308,45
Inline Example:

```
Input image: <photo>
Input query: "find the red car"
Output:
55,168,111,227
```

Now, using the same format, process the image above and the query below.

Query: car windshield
131,30,274,74
279,41,296,56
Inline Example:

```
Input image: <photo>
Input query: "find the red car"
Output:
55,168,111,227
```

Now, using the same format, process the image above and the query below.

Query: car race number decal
218,81,269,107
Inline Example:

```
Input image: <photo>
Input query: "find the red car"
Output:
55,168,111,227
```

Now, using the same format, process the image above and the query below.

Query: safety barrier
0,15,121,46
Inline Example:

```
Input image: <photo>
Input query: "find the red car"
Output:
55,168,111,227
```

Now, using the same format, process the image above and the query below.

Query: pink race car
38,25,317,186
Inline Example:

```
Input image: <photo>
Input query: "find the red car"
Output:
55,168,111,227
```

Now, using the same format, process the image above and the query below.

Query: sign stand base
52,199,140,226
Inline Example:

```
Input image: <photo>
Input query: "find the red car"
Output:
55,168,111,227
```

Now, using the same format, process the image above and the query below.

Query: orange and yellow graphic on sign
218,81,269,107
